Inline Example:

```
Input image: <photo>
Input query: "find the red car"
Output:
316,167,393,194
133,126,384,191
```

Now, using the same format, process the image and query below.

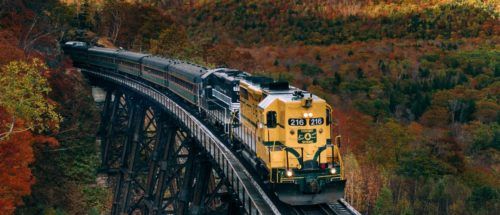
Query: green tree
468,186,499,213
149,25,200,60
374,187,394,215
366,120,413,170
78,0,93,30
397,150,452,179
0,59,61,140
468,123,499,153
299,63,323,76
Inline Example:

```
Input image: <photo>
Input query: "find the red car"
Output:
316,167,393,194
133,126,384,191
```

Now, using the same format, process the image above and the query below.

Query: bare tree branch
0,115,33,141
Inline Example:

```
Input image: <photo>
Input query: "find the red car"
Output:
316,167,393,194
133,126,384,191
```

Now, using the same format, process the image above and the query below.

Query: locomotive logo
298,129,317,144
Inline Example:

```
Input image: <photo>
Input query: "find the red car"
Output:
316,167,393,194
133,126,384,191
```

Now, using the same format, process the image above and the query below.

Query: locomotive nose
305,178,319,193
302,160,319,170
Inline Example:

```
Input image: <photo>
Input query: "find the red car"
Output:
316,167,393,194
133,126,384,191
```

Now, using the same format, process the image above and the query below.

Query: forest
0,0,498,214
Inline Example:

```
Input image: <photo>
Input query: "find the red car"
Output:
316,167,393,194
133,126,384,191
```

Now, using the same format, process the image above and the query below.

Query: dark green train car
116,51,149,77
62,41,89,67
168,61,207,105
142,56,169,88
87,47,118,72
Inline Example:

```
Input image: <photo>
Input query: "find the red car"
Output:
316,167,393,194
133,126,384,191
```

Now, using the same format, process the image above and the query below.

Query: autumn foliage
0,0,497,214
0,58,60,213
0,110,35,214
0,0,66,213
0,108,58,214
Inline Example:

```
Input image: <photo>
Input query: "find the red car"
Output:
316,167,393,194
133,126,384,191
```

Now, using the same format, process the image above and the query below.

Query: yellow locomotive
233,78,346,205
63,41,346,206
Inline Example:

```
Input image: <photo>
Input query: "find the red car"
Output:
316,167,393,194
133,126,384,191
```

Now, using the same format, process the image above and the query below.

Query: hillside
184,0,498,45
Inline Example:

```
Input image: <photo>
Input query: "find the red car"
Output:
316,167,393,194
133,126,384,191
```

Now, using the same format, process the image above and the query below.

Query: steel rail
291,199,361,215
328,199,362,215
82,69,281,215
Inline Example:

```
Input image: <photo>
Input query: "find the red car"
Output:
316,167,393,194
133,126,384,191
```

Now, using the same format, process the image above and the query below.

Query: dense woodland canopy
0,0,498,214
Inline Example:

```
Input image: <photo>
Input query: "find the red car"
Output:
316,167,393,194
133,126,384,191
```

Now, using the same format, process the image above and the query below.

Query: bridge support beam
90,80,255,214
112,95,145,214
143,112,177,215
101,91,129,173
177,144,198,215
97,89,113,138
190,156,212,215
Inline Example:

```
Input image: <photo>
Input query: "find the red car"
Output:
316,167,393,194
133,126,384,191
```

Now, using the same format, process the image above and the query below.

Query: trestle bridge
83,69,360,215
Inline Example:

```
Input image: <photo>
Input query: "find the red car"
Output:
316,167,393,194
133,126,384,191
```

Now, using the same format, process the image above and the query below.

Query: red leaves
33,136,59,148
0,106,58,214
0,111,35,214
0,31,25,65
332,108,373,154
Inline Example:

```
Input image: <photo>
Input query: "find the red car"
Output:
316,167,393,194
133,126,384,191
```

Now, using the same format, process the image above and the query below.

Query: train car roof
258,93,323,109
202,68,250,81
88,47,118,55
241,79,301,94
142,56,172,69
116,50,150,61
65,41,87,46
64,41,88,49
169,61,207,82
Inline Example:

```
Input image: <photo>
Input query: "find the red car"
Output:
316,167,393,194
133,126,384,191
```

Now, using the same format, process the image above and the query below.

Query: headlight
308,113,313,117
303,113,308,118
286,169,293,177
330,168,337,174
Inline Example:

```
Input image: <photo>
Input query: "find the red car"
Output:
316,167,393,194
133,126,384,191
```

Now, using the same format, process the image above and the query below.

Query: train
63,41,346,206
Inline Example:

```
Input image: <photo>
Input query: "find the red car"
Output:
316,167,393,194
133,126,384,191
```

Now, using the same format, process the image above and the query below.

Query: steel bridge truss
86,69,279,215
97,88,242,215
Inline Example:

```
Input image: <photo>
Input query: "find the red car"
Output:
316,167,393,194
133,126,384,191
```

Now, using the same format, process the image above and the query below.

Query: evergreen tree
78,0,93,30
374,187,394,215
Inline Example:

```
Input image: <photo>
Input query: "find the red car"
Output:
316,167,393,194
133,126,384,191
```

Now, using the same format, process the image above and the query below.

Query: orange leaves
0,111,35,214
332,108,373,154
206,42,256,71
33,136,59,148
0,102,58,215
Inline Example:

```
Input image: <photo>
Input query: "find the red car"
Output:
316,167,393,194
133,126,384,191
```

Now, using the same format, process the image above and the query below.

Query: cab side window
241,88,248,100
266,111,277,128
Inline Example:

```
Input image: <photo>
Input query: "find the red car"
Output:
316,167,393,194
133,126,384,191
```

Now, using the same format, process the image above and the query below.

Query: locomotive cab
239,80,346,205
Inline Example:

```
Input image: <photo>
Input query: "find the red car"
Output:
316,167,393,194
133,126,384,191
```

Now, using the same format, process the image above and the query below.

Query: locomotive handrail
82,69,281,215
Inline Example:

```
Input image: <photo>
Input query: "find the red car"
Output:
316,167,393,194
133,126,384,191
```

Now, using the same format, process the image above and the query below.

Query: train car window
326,108,332,125
145,67,164,77
170,74,195,93
241,88,248,100
104,57,109,63
266,111,277,128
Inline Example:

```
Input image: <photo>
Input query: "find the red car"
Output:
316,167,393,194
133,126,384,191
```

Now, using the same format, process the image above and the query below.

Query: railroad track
291,199,361,215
